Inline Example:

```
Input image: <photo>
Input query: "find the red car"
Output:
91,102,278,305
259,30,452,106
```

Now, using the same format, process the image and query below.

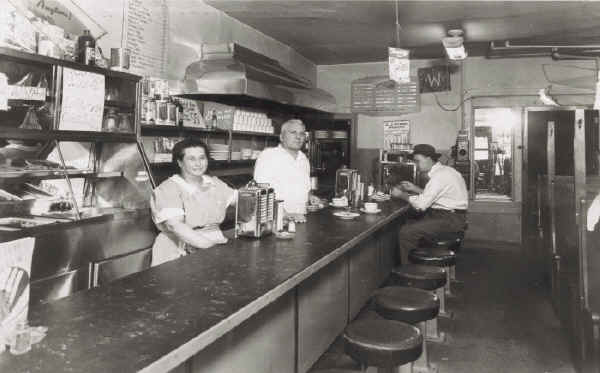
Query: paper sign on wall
383,120,410,151
59,67,104,131
388,47,410,84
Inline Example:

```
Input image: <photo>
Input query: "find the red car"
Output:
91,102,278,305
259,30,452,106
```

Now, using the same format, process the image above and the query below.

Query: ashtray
274,231,295,239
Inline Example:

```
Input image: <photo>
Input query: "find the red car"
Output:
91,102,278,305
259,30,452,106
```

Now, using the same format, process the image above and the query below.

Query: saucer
274,231,295,239
331,203,348,208
333,211,360,220
360,208,381,214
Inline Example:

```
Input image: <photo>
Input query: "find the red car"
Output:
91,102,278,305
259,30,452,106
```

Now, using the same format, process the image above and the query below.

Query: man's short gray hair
281,119,305,134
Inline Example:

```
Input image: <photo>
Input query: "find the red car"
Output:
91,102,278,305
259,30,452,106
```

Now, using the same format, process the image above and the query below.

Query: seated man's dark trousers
398,208,467,265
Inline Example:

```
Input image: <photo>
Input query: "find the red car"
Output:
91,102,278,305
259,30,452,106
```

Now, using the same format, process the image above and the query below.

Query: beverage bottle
77,30,95,65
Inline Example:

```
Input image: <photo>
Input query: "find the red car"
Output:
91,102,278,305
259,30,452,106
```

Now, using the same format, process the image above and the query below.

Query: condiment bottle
10,321,31,355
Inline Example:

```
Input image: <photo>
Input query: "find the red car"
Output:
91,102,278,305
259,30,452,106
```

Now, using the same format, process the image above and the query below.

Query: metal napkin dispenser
235,181,275,238
335,167,359,200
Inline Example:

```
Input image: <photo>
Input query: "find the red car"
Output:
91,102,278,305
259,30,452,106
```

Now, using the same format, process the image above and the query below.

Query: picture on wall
418,65,451,93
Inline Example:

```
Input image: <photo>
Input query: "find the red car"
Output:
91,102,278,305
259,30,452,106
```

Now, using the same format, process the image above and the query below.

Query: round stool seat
343,319,422,368
373,286,440,324
432,231,464,249
409,247,456,267
391,264,447,290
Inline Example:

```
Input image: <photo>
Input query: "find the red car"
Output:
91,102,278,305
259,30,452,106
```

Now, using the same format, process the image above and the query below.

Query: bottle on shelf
77,30,95,66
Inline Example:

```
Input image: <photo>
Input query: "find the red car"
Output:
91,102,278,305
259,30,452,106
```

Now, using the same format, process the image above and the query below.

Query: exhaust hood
178,43,336,112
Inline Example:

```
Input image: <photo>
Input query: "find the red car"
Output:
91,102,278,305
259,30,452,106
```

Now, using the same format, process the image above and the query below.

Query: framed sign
418,66,451,93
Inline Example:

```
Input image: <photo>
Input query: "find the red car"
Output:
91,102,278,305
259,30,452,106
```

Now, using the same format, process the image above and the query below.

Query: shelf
0,168,95,181
230,130,279,138
104,100,135,110
0,128,137,142
150,160,255,168
0,47,141,81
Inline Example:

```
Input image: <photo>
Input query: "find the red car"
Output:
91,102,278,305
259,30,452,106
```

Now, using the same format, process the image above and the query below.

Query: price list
122,0,169,78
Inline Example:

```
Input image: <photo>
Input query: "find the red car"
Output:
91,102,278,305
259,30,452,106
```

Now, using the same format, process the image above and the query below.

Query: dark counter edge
140,204,409,373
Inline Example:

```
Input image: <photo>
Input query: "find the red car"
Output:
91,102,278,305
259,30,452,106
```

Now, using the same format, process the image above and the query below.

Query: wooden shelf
0,168,95,181
104,100,135,110
0,128,137,142
0,47,141,81
150,160,255,168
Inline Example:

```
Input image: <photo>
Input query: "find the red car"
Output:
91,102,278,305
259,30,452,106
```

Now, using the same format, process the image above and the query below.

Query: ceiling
205,1,600,65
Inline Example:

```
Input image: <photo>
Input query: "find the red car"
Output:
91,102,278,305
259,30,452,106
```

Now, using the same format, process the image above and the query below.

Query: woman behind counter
150,138,236,266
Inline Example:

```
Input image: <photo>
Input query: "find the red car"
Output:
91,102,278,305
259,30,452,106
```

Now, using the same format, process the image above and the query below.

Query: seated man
254,119,320,223
391,144,468,264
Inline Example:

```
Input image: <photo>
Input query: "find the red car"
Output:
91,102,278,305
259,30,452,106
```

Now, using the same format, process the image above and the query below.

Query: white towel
586,194,600,231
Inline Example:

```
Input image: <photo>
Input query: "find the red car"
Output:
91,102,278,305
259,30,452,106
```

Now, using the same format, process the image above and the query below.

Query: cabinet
0,47,155,303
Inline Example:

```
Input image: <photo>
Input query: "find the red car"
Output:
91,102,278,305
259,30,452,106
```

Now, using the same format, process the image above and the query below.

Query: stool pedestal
390,265,449,340
409,248,457,298
372,287,439,373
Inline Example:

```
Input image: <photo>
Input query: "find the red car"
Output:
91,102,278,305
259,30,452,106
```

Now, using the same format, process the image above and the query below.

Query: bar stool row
313,230,464,373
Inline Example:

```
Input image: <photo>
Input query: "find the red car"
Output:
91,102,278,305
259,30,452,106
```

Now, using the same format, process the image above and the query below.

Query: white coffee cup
364,202,378,212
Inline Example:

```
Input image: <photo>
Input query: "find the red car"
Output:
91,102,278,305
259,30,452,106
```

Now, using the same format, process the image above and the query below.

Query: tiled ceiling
205,1,600,65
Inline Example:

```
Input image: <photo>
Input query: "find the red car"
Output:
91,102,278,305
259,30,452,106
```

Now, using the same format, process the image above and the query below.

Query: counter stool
390,265,450,339
343,319,422,373
425,231,465,282
372,286,439,373
409,248,456,297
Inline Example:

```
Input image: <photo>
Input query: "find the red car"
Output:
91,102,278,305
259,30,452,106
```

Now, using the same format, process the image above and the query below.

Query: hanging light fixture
378,0,410,88
443,29,467,60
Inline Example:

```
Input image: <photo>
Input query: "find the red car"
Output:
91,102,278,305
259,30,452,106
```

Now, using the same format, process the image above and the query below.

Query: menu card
59,68,104,131
383,119,410,151
122,0,169,78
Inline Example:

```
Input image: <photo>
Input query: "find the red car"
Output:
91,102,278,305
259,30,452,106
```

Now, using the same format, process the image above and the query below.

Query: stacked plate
231,151,242,160
314,130,329,139
332,130,347,139
241,148,253,159
209,144,229,160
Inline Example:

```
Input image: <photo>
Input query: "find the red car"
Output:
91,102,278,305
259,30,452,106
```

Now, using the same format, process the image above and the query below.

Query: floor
309,240,575,373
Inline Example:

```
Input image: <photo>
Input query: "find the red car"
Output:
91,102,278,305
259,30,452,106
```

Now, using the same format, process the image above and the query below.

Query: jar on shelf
102,109,118,132
117,113,132,132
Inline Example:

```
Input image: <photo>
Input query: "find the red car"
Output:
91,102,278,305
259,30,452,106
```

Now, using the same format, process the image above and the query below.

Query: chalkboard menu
351,76,419,114
418,66,451,93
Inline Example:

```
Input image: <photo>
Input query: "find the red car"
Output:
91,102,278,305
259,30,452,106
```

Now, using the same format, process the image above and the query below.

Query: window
473,108,519,201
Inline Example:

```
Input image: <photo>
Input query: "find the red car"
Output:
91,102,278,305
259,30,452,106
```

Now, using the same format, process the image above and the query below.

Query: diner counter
0,199,409,373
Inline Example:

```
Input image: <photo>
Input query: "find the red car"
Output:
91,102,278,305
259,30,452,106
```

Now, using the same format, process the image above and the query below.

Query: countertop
0,199,409,373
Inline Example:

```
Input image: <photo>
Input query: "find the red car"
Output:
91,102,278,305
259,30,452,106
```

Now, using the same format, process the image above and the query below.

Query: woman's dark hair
172,138,210,171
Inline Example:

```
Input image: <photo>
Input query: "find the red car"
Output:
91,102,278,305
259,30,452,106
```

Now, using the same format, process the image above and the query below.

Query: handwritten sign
383,120,410,151
59,68,104,131
122,0,169,78
7,86,46,101
418,66,451,93
389,47,410,84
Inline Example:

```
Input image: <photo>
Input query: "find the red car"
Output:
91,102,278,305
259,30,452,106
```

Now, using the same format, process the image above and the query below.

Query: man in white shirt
254,119,320,223
391,144,468,264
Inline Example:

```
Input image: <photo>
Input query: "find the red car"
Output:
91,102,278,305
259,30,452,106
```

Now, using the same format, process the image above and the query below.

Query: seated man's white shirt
408,162,468,211
254,145,310,214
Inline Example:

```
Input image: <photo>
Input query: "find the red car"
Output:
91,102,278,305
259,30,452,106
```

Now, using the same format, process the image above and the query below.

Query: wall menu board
122,0,169,78
351,76,419,114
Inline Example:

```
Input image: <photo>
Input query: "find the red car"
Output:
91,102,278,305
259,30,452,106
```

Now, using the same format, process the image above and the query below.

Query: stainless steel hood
178,43,336,112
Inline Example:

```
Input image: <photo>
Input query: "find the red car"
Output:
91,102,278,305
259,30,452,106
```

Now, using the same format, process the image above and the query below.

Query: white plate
360,208,382,214
333,211,360,220
331,203,348,208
